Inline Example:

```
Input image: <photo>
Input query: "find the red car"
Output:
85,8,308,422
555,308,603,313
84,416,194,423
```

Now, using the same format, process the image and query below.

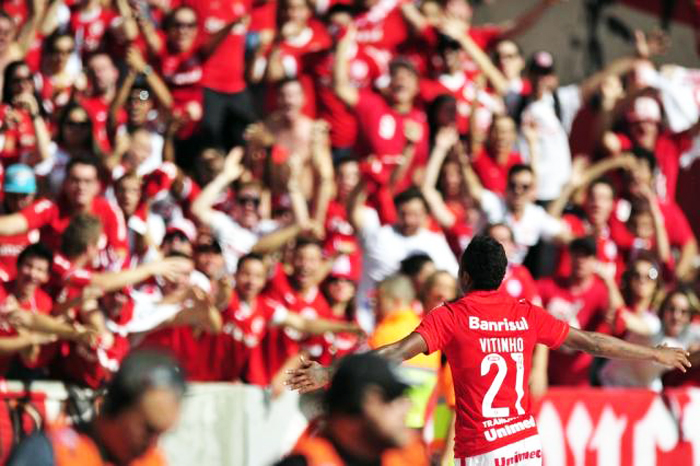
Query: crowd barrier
0,382,698,465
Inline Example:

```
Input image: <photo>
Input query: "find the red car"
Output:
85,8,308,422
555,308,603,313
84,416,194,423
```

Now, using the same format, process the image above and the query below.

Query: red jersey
79,94,125,154
537,277,609,386
353,0,409,51
420,71,479,134
304,46,384,148
557,215,620,280
21,197,128,270
262,265,332,380
219,292,280,384
155,42,206,111
69,6,118,57
0,207,40,279
0,105,36,166
354,90,429,192
472,150,523,195
414,290,569,457
0,281,54,376
184,0,250,93
49,253,93,304
264,21,331,117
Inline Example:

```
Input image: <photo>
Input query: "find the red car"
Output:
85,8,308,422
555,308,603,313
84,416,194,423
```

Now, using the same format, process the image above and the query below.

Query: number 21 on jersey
481,353,526,418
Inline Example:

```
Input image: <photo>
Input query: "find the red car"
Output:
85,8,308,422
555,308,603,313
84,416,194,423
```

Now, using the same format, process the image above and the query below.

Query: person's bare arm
562,327,691,371
0,213,29,236
311,122,334,228
279,312,363,336
108,70,137,133
579,57,637,103
676,239,698,283
251,224,305,255
421,128,458,228
332,26,359,107
114,0,139,42
440,19,508,96
200,17,245,59
191,147,244,225
346,179,368,232
126,47,173,109
135,12,163,54
286,332,428,393
90,257,193,293
0,332,55,355
13,94,50,164
529,343,549,398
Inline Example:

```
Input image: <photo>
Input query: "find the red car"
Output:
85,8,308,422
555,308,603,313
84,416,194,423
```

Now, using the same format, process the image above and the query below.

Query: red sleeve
468,25,504,50
526,302,570,349
98,200,128,252
672,130,694,155
615,133,633,151
414,303,456,354
65,268,94,288
663,203,694,247
20,199,57,230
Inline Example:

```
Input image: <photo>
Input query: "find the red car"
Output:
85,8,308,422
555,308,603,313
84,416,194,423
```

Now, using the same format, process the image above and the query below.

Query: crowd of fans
0,0,699,460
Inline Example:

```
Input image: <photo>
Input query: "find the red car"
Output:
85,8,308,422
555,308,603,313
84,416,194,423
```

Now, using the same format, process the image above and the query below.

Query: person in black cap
9,349,186,466
277,352,415,466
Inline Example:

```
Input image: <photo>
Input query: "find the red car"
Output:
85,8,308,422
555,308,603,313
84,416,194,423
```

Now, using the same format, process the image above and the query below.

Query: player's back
417,289,569,457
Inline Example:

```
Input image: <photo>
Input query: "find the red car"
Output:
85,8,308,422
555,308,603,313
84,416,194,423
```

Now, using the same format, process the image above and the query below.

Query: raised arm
200,16,246,60
562,327,691,372
90,257,193,293
0,213,29,236
279,312,363,336
440,19,508,96
421,128,459,228
332,26,359,107
125,47,173,110
191,147,244,225
311,122,335,228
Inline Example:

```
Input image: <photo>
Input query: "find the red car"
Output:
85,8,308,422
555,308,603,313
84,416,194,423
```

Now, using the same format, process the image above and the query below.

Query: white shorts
456,435,543,466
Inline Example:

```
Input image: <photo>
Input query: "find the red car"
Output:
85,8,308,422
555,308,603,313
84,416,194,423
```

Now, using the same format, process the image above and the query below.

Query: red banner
532,388,699,466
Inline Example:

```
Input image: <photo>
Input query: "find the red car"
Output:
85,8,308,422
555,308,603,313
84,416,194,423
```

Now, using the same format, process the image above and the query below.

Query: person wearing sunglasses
34,101,101,195
192,147,279,274
601,285,700,391
38,32,82,112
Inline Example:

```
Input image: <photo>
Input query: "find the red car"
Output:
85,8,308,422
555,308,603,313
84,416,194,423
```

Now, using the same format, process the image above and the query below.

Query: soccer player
286,235,691,465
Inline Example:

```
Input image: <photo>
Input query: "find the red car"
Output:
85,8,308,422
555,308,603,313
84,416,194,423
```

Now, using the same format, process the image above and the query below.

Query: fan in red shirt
262,237,359,386
257,0,332,117
147,6,244,140
609,147,698,281
218,252,361,386
184,0,258,149
487,223,540,305
603,95,700,203
333,31,428,212
0,244,56,377
79,53,123,154
301,10,385,153
471,116,523,195
537,237,611,387
287,235,691,464
0,157,128,270
0,164,41,279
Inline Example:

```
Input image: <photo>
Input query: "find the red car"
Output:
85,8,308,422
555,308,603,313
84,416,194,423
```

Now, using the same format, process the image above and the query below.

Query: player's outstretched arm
562,327,692,372
285,333,428,393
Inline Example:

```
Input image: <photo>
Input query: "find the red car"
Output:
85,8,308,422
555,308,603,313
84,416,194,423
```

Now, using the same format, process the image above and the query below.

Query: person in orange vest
276,352,424,466
8,349,185,466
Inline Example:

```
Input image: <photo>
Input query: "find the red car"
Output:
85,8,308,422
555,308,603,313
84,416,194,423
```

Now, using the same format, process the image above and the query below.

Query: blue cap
3,164,36,194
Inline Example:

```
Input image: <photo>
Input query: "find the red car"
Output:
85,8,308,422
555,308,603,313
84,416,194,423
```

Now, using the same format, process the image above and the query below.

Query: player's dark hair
102,349,186,417
17,243,53,269
399,253,434,278
393,186,429,210
459,235,507,290
237,252,264,271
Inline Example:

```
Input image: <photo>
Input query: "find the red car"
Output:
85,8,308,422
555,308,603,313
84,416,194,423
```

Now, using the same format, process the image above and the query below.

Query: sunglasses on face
53,47,74,55
237,196,261,207
11,75,32,84
172,21,197,29
498,52,519,61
